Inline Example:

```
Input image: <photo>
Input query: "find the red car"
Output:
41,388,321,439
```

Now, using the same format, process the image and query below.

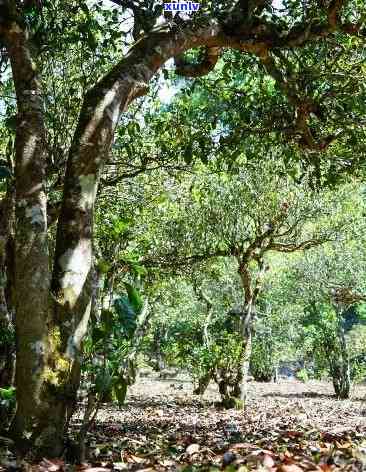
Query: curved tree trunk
237,262,260,405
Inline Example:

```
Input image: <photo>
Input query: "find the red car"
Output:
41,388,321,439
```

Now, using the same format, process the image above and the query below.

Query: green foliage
347,322,366,383
84,284,144,406
300,301,366,393
296,369,310,383
124,282,143,314
302,302,340,375
0,386,16,428
0,386,15,402
250,332,277,382
189,331,243,385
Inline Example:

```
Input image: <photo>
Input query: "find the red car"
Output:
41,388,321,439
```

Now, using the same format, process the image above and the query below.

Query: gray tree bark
331,310,351,399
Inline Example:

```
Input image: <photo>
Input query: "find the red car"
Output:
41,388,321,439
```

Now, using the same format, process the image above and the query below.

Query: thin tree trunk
194,288,213,395
237,259,266,404
201,292,213,347
239,303,253,404
123,300,151,375
331,311,350,399
237,259,254,405
76,392,98,463
193,372,212,395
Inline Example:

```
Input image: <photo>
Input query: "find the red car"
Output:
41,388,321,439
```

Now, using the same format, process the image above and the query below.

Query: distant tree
290,233,366,398
143,161,351,404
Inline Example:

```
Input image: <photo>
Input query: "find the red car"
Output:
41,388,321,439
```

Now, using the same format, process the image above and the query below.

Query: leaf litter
3,378,366,471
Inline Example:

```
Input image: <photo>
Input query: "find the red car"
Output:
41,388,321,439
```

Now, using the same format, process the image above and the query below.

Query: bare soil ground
72,376,366,471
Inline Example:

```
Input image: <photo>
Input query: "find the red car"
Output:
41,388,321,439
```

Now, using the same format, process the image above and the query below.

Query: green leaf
124,282,143,313
114,296,135,320
112,218,131,238
130,262,147,277
0,387,16,400
97,259,111,274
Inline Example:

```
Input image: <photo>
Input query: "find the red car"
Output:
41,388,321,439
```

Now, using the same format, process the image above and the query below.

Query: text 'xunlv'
164,2,201,11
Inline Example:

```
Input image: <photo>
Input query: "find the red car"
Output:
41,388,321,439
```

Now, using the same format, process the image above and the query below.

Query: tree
0,0,365,456
142,159,352,403
289,222,366,398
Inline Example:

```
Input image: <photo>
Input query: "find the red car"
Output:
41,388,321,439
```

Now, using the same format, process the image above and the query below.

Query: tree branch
175,47,221,78
268,237,331,253
143,248,233,269
259,51,337,151
52,0,358,318
328,0,346,29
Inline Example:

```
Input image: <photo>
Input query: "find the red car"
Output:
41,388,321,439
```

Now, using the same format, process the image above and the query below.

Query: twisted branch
175,47,221,78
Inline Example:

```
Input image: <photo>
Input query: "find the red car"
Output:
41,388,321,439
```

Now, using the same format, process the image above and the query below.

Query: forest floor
3,376,366,471
70,375,366,471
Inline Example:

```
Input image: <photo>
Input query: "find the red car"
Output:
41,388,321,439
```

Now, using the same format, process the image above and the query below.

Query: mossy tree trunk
5,19,54,454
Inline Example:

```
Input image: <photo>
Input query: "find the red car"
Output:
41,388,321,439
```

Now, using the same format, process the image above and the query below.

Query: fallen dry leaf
22,378,365,471
263,453,275,468
186,443,200,455
280,464,304,472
